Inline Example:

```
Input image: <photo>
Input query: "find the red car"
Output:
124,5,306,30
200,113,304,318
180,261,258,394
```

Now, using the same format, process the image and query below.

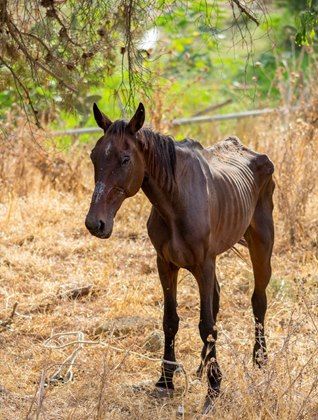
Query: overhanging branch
232,0,259,26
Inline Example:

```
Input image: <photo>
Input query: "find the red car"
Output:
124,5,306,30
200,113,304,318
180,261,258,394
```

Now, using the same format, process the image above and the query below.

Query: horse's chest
162,236,202,268
148,212,208,267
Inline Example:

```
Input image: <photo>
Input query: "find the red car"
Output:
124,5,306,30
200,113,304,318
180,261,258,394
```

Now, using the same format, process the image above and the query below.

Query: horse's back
203,136,274,188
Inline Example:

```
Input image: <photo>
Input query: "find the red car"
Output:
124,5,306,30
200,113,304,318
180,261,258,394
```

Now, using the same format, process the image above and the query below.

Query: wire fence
50,106,295,137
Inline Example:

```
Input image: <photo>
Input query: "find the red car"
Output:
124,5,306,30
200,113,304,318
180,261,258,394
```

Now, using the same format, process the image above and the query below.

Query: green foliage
0,0,317,129
0,0,148,121
295,0,318,45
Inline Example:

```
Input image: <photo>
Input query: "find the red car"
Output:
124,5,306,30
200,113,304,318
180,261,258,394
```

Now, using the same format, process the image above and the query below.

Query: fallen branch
58,284,93,300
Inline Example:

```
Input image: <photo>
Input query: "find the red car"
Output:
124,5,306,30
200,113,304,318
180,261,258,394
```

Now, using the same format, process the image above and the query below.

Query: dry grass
0,103,317,419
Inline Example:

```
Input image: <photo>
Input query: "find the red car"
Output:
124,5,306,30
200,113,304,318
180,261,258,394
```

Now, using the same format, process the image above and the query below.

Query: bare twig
26,369,47,420
0,55,41,127
232,0,260,26
0,302,18,331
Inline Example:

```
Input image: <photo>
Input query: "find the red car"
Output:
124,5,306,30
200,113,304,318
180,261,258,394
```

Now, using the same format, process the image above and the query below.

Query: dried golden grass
0,113,89,198
0,98,317,419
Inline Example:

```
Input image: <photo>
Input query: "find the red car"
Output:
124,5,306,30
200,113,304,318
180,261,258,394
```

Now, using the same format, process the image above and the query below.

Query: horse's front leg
191,258,222,414
196,277,220,379
155,256,179,394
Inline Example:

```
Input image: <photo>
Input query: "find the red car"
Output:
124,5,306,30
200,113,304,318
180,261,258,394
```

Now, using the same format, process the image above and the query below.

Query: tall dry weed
0,111,89,200
251,80,318,249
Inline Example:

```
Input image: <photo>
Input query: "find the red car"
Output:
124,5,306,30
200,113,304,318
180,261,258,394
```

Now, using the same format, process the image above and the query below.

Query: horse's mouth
99,231,112,239
88,227,113,239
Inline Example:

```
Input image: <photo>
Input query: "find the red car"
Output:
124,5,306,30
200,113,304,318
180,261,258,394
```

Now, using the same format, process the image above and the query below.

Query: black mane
138,127,177,192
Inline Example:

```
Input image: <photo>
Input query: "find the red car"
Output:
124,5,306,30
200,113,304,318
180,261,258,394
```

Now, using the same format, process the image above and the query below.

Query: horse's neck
141,147,199,224
141,175,177,223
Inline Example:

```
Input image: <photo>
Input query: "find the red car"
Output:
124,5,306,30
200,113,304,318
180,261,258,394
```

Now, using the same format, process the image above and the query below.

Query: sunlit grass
0,93,317,418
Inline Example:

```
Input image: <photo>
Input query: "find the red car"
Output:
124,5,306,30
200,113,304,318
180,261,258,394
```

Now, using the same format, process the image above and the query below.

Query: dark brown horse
85,102,275,413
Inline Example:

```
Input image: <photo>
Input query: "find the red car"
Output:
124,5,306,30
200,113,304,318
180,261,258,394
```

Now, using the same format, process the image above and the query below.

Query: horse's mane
139,127,177,192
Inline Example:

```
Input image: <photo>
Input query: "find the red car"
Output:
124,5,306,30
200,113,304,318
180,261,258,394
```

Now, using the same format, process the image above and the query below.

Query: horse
85,102,275,413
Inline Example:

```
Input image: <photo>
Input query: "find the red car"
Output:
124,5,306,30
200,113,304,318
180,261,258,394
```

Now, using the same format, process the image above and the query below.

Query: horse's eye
121,156,130,166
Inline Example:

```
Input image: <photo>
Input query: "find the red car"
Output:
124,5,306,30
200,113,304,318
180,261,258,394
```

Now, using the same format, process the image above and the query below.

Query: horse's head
85,102,145,239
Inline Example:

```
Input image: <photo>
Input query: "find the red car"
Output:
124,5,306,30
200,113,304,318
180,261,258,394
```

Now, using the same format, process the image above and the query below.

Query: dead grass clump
275,112,318,247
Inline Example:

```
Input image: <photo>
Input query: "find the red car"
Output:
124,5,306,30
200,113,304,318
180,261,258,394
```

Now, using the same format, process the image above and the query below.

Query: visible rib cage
200,136,271,252
214,157,257,249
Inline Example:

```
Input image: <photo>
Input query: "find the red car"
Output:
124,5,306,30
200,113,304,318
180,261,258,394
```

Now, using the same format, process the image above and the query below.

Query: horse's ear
127,102,145,134
93,103,112,131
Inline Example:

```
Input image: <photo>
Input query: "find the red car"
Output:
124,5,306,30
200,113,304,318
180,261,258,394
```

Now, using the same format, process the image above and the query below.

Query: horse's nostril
98,220,105,232
85,215,96,232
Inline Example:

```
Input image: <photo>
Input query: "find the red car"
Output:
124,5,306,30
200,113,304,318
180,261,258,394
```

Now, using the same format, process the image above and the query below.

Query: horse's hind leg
191,258,222,414
245,178,274,367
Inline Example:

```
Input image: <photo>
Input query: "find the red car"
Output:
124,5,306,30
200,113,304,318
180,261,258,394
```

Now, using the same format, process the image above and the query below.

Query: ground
0,184,317,419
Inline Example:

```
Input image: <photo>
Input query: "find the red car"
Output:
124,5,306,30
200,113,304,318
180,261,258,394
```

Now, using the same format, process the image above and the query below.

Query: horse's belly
213,216,252,254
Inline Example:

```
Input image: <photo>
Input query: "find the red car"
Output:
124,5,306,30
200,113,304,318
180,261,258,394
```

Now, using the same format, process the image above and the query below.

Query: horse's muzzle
85,214,113,239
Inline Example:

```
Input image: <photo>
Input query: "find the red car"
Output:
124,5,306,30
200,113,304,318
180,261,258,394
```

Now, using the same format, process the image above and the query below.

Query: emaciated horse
85,102,275,413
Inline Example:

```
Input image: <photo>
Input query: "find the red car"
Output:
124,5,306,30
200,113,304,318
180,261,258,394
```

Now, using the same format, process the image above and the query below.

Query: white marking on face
93,181,106,204
105,143,111,156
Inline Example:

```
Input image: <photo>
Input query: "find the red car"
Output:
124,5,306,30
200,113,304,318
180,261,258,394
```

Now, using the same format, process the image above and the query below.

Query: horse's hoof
151,385,174,399
202,388,220,415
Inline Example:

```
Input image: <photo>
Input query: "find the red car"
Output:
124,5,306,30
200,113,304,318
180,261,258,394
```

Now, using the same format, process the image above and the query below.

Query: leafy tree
0,0,316,124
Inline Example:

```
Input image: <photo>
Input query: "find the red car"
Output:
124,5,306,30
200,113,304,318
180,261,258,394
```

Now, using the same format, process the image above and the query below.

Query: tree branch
0,54,41,127
6,19,77,93
232,0,259,26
